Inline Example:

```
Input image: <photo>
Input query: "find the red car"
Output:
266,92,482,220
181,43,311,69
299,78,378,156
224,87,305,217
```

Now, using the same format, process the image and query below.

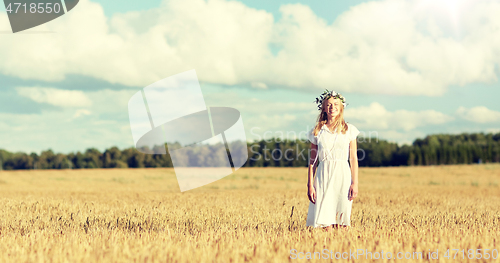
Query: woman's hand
307,186,316,204
348,183,358,201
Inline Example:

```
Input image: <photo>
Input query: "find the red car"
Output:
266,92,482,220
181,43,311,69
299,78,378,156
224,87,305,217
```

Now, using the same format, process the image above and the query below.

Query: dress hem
306,222,351,228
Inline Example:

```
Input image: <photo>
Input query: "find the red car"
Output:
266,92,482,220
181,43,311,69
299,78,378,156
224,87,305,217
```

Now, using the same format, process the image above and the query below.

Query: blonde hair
313,98,348,136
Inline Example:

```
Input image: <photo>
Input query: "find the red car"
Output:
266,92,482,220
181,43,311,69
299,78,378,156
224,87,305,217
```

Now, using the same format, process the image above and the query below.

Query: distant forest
1,132,500,170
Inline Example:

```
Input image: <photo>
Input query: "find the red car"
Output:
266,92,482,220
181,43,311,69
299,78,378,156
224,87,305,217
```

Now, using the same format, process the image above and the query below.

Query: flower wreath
314,89,348,110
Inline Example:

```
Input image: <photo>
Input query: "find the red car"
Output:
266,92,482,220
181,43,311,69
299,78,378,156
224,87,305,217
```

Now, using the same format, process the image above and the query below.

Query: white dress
306,123,360,227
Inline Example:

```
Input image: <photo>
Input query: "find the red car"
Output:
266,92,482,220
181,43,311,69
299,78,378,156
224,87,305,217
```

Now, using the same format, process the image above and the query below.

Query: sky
1,0,500,154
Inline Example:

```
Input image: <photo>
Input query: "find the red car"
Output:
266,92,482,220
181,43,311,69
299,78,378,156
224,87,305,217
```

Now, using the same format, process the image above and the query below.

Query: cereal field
0,164,499,262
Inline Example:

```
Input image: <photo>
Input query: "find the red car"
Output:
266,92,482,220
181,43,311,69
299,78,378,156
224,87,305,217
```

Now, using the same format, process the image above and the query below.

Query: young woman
306,90,359,231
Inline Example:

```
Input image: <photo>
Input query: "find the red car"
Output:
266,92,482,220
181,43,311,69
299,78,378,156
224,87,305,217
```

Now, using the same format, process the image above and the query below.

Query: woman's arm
348,139,358,201
307,143,318,204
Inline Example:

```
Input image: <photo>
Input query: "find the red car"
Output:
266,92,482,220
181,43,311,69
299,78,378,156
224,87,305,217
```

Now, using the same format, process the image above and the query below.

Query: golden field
0,164,499,262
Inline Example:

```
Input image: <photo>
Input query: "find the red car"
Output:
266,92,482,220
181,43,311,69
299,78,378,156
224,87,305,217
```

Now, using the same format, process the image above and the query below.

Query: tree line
1,132,500,170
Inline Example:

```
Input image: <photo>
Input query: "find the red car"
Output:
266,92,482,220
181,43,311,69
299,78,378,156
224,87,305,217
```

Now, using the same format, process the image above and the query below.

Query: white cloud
85,88,137,114
71,109,92,119
0,0,499,96
1,85,320,152
0,88,138,154
203,89,313,115
246,113,297,131
345,102,454,131
486,128,500,134
251,82,268,89
0,110,131,154
16,87,92,107
456,106,500,123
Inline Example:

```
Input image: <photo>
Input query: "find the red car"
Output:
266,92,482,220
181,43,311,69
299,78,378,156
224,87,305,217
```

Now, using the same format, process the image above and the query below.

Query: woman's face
325,97,341,118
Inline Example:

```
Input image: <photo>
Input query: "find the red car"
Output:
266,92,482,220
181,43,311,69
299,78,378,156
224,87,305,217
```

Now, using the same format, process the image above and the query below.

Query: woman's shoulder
345,122,360,139
308,125,318,138
310,124,327,134
346,122,357,129
346,122,359,133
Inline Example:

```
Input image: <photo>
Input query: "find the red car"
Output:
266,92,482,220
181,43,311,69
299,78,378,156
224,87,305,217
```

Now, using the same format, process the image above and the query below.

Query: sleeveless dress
306,123,360,227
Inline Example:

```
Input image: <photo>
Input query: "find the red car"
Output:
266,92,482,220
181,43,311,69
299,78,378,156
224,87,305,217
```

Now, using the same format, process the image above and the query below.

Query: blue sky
1,0,500,154
95,0,369,24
